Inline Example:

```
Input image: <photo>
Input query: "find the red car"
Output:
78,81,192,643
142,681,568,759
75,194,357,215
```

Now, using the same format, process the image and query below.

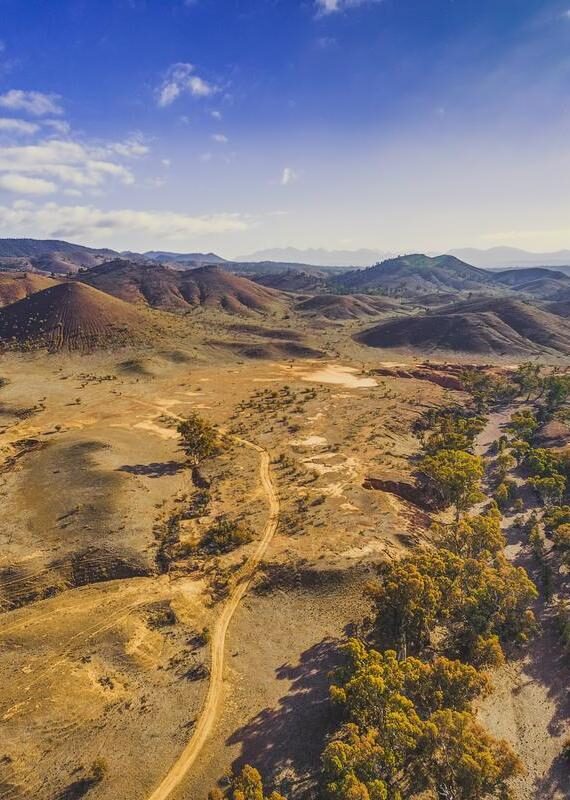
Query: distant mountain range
448,247,570,270
236,247,393,267
2,238,570,274
143,250,228,265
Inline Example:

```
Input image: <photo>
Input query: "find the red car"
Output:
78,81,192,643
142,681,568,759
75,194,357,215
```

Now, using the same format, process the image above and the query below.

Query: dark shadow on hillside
117,460,184,478
227,638,342,797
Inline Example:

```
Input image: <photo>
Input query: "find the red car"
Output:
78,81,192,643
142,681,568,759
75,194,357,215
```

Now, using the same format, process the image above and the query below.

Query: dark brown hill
0,282,167,352
295,293,399,320
356,297,570,356
77,260,283,315
491,267,570,299
547,300,570,318
0,238,118,274
252,269,328,292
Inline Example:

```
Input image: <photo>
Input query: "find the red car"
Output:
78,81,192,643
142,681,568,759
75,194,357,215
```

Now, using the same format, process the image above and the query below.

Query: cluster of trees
543,506,570,567
319,505,536,800
317,387,540,800
505,410,569,507
419,411,486,455
201,516,254,554
209,765,286,800
416,408,485,519
322,639,520,800
461,364,570,414
368,507,537,665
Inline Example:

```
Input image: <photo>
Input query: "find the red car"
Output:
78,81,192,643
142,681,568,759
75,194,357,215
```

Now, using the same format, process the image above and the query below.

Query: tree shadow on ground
53,777,96,800
227,637,343,798
117,460,184,478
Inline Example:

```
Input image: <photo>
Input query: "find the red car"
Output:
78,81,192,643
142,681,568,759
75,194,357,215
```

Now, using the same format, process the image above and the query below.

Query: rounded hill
356,297,570,356
0,281,168,352
77,260,284,315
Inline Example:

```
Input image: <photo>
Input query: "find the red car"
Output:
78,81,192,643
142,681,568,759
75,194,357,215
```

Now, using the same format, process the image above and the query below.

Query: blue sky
0,0,568,255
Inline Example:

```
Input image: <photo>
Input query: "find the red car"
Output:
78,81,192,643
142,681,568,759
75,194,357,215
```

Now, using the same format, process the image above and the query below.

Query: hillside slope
356,297,570,356
334,253,495,296
491,267,570,300
77,260,284,315
295,293,399,320
0,282,168,351
0,272,59,307
0,238,118,274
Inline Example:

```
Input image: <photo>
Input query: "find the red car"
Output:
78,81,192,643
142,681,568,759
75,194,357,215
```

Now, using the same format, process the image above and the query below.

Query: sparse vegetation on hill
77,260,284,315
0,281,170,351
356,298,570,356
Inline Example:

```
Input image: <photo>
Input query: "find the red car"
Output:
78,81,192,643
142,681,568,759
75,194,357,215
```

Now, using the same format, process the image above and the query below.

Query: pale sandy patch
133,420,178,440
301,364,377,389
291,435,328,447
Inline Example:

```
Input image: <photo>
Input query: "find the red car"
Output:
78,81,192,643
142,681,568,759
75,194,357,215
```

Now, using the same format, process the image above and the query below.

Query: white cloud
106,135,150,158
0,118,39,135
156,63,217,107
0,136,150,192
200,152,213,162
281,167,299,186
211,110,222,120
162,158,172,168
211,133,228,143
43,119,71,136
0,89,63,116
0,200,251,241
315,0,381,14
0,174,56,195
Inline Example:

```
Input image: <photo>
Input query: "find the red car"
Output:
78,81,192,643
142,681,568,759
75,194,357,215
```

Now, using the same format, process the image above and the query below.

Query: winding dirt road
147,436,279,800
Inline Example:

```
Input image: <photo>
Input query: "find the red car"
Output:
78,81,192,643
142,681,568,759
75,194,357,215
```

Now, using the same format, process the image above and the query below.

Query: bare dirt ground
2,314,558,800
0,330,454,800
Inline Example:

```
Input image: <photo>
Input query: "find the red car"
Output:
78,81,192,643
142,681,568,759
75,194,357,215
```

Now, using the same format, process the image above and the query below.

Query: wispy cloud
211,133,228,143
0,132,152,197
0,89,63,116
315,0,381,15
281,166,298,186
156,63,217,107
0,200,251,242
0,118,39,135
0,174,56,195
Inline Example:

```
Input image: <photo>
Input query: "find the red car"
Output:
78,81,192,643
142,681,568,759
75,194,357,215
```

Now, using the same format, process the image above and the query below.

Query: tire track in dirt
146,436,279,800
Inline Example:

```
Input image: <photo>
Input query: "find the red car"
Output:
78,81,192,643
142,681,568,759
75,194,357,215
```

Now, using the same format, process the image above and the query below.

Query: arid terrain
0,243,569,800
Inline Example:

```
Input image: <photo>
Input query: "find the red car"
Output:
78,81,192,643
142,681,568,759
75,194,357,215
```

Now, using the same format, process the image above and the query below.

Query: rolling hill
333,253,495,296
76,260,284,315
0,282,168,352
490,267,570,300
252,269,329,292
0,272,59,307
143,250,228,266
295,293,400,320
0,238,118,274
356,297,570,356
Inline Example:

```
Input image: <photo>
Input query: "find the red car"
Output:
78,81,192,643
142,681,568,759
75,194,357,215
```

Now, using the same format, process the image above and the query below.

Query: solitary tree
177,412,220,467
